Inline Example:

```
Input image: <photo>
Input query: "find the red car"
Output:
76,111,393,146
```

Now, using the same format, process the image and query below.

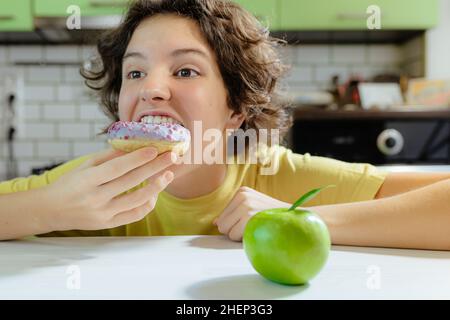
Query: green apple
243,186,333,285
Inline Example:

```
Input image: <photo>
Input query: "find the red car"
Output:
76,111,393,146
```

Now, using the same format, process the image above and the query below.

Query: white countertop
377,165,450,172
1,236,449,299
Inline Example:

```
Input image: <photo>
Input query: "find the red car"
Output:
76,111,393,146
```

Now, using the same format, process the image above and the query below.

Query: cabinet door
234,0,280,30
0,0,33,31
34,0,128,16
280,0,438,30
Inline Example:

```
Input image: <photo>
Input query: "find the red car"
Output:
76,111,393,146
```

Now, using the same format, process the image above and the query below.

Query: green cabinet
34,0,128,16
280,0,438,30
0,0,438,32
0,0,33,31
234,0,280,30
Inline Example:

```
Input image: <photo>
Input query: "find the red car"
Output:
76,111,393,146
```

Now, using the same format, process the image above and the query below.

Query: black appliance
292,113,450,165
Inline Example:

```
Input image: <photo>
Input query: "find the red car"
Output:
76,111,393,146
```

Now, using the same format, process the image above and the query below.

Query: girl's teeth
140,115,181,125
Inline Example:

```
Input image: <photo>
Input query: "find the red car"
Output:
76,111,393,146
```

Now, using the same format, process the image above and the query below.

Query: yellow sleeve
255,145,388,206
0,154,111,237
0,154,91,194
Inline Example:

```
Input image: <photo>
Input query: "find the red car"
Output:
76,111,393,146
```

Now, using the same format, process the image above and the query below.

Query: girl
1,0,450,249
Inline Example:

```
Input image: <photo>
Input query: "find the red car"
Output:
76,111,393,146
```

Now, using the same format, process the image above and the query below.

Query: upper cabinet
0,0,33,31
0,0,439,34
34,0,128,16
233,0,280,30
280,0,438,30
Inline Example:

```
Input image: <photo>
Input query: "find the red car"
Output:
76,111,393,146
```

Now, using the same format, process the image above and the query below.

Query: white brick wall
332,45,366,63
37,142,71,158
56,84,92,102
285,65,314,83
21,123,56,139
22,104,41,120
73,141,109,157
63,66,84,82
79,102,107,120
0,47,7,64
24,84,55,102
13,141,35,158
367,45,402,64
44,45,81,63
0,42,422,180
0,45,110,180
315,65,349,82
280,43,415,92
8,46,44,62
42,103,77,120
26,66,62,82
296,45,330,64
57,123,91,139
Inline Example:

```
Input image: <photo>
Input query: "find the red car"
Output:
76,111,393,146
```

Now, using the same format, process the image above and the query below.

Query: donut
107,120,191,156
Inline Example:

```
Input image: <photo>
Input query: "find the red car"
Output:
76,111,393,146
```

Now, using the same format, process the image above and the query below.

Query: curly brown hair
81,0,293,146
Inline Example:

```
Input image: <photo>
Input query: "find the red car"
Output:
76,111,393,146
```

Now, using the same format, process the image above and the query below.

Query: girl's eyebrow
170,48,209,60
122,51,146,62
122,48,209,62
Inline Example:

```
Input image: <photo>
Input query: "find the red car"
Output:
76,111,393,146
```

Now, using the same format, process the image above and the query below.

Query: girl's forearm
0,188,54,240
310,179,450,250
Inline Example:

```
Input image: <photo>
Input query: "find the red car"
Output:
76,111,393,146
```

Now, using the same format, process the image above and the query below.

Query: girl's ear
226,111,246,130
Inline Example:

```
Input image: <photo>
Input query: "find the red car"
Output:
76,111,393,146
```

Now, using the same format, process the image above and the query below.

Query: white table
376,165,450,173
1,236,449,299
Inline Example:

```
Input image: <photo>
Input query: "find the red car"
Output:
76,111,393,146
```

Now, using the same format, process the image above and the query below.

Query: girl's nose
139,78,171,102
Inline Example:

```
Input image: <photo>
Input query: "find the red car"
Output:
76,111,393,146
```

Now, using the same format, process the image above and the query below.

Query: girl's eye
176,68,199,78
127,71,145,80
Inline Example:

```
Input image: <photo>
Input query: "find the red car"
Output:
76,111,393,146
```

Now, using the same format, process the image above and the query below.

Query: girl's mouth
140,115,185,127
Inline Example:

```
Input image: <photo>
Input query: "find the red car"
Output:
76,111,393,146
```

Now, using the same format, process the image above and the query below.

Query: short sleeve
0,155,91,194
0,154,108,237
255,145,388,206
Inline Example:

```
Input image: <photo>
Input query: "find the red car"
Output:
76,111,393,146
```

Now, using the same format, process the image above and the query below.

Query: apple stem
288,185,336,211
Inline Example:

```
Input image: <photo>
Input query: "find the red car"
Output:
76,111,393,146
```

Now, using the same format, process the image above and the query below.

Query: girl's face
118,14,244,160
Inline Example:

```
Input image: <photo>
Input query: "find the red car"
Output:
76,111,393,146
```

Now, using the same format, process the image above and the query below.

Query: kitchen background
1,0,450,180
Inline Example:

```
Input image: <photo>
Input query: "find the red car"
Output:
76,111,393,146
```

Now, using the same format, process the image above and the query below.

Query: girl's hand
213,186,290,242
42,147,177,232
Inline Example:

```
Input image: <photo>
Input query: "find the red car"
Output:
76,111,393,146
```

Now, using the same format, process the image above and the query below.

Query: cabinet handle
336,12,367,20
89,0,128,7
0,15,14,21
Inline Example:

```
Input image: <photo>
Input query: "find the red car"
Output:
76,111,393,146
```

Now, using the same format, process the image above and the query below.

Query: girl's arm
0,147,177,241
375,172,450,199
215,178,450,250
311,178,450,250
0,188,55,240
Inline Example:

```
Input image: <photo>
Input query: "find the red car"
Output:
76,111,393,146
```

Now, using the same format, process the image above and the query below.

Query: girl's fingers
107,200,154,229
215,191,245,226
108,172,173,227
228,218,248,242
99,151,176,199
73,148,125,172
216,205,245,235
107,170,173,214
88,148,127,167
89,147,159,185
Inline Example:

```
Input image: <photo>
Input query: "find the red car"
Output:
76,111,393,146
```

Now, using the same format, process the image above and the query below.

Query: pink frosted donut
107,121,190,155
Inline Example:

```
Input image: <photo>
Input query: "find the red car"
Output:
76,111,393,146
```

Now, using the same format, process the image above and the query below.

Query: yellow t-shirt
0,145,388,237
